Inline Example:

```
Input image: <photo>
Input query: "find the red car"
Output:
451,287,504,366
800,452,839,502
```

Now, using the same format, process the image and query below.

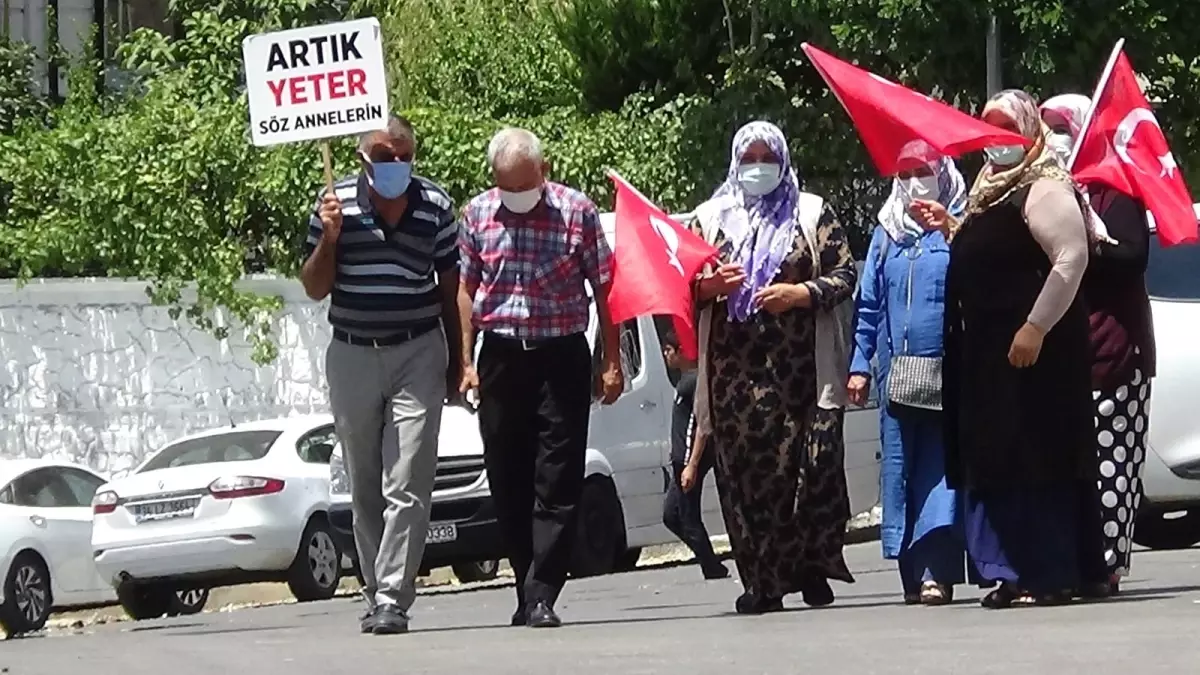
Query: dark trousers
477,332,591,608
662,452,721,569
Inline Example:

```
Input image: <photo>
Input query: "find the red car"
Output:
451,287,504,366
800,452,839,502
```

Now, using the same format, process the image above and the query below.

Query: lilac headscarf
709,121,802,322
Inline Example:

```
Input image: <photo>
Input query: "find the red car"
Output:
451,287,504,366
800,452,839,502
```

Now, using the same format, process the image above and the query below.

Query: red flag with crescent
1072,49,1198,246
606,172,718,360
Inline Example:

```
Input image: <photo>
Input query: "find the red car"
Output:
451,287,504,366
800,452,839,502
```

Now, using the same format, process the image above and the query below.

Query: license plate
131,498,199,523
426,522,457,544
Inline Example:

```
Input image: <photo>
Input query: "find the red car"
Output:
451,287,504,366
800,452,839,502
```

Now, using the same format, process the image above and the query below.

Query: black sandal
919,581,954,606
980,583,1019,609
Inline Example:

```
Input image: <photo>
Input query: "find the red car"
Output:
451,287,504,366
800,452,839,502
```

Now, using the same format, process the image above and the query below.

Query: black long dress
943,183,1098,594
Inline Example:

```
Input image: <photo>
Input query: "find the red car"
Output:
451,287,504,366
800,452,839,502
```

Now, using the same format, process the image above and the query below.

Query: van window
590,319,643,394
619,320,642,384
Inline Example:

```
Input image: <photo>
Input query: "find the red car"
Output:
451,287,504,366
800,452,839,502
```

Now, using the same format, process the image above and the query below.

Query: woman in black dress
911,89,1103,608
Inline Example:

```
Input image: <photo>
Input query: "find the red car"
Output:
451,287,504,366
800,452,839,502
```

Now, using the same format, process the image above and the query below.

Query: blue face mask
366,159,412,199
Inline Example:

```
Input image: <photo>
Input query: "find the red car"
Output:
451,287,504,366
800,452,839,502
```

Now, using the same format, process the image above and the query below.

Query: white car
1132,229,1200,549
0,459,114,634
91,415,342,619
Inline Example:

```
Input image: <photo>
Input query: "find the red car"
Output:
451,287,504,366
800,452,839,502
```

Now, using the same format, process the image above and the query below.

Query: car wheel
570,477,624,579
451,560,500,583
167,588,209,617
117,582,173,621
287,517,343,602
0,552,52,635
1133,510,1200,550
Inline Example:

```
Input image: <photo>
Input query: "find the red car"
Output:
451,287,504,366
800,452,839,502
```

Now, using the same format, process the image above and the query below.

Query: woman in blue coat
848,143,971,605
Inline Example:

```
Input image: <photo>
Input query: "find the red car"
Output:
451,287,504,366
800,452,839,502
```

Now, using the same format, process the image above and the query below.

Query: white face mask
500,187,543,214
901,175,939,204
1046,132,1075,163
737,162,784,197
984,144,1027,167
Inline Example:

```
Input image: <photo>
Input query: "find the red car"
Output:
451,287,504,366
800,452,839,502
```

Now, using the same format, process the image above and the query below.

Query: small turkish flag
801,43,1029,176
1072,49,1198,246
607,172,718,360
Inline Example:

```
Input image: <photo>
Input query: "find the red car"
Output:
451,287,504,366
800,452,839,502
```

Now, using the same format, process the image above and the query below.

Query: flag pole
1068,38,1125,171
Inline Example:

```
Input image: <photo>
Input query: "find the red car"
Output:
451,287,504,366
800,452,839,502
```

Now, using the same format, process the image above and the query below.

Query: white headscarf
877,141,967,244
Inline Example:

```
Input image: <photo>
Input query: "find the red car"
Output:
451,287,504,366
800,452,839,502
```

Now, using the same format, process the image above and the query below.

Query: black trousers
477,332,591,608
662,450,721,569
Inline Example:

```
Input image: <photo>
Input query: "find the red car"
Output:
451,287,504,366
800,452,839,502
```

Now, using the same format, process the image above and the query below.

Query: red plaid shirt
459,183,613,339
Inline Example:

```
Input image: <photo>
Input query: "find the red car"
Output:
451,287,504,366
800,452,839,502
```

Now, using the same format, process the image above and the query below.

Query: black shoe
510,607,527,627
702,563,730,580
734,592,783,615
800,578,835,608
526,601,562,628
370,604,410,635
359,606,378,634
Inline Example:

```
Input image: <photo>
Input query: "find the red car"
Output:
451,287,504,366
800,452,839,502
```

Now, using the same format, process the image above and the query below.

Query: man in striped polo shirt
301,115,462,636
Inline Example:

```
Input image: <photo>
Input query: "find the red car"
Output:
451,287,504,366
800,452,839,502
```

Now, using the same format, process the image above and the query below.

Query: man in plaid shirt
456,127,624,629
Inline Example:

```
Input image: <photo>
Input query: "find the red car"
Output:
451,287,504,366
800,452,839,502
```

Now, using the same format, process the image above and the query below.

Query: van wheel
168,588,209,617
117,582,173,621
0,552,52,635
452,560,500,583
287,517,343,602
1133,510,1200,550
570,477,624,578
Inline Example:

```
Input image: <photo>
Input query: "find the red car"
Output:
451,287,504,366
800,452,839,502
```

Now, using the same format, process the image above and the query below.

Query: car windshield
138,430,282,473
1146,237,1200,301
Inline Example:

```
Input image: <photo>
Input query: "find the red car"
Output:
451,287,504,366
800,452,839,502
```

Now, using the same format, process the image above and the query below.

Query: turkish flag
801,43,1029,176
1072,50,1198,246
607,172,718,360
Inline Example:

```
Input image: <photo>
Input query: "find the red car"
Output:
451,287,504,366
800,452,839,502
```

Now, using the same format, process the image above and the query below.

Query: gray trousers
326,327,446,612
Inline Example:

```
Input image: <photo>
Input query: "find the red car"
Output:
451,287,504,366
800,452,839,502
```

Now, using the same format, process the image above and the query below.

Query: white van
329,214,883,579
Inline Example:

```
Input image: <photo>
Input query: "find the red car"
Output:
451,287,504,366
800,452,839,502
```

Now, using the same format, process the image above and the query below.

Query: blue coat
851,225,960,559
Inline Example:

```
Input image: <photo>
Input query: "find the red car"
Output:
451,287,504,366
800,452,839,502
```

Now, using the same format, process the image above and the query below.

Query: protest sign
242,18,390,188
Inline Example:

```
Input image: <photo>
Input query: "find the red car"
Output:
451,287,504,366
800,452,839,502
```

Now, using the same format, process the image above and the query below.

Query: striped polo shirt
304,173,459,339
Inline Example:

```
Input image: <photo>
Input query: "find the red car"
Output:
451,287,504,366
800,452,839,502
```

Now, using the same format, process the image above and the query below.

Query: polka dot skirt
1092,367,1151,578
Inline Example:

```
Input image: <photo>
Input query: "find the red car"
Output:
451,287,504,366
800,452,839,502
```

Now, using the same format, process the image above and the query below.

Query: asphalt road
5,542,1200,675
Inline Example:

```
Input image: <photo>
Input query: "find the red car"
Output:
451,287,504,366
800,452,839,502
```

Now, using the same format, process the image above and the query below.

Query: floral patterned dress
701,205,858,600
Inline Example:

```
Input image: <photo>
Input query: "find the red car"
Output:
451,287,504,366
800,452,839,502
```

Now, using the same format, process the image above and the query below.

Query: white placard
242,18,390,147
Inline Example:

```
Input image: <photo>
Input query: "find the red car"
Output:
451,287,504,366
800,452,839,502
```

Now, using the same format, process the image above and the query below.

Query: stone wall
0,277,331,476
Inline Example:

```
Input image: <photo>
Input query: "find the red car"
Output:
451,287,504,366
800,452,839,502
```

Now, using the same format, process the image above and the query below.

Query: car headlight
329,451,351,496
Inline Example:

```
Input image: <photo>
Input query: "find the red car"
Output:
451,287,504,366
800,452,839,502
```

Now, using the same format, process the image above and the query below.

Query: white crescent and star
1114,107,1177,178
649,216,685,276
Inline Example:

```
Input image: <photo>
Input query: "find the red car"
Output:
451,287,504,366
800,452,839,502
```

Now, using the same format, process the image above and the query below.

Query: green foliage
546,0,729,112
0,36,49,134
379,0,579,117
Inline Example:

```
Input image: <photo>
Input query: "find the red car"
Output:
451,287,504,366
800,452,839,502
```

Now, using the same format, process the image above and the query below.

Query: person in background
300,115,462,635
690,120,857,615
457,127,624,629
661,331,729,580
1043,94,1157,597
848,142,972,605
911,89,1104,608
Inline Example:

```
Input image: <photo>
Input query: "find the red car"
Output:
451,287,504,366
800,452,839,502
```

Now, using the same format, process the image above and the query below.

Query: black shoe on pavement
511,607,527,627
526,601,562,628
359,606,378,634
370,604,410,635
702,563,731,580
